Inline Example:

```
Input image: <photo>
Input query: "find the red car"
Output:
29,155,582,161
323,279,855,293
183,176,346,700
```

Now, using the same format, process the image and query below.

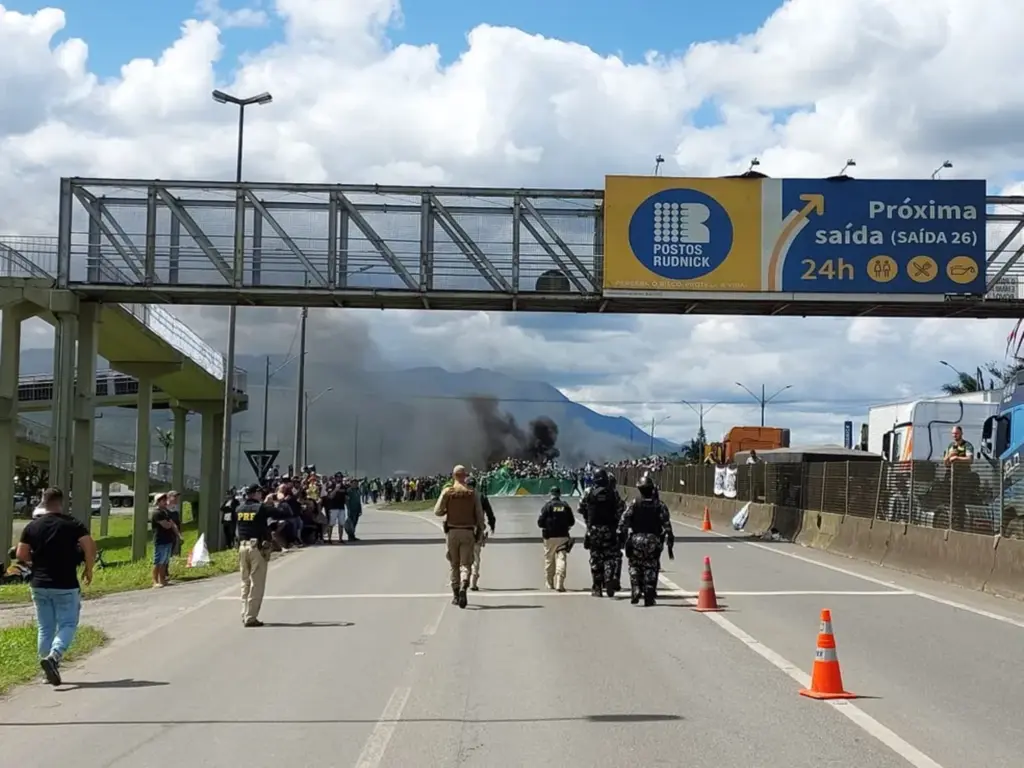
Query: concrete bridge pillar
71,302,100,525
199,408,225,550
130,376,153,562
172,406,187,496
0,303,31,561
49,312,78,494
97,479,112,537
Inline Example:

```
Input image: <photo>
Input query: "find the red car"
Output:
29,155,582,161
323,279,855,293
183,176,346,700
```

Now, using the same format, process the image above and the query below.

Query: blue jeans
31,587,81,660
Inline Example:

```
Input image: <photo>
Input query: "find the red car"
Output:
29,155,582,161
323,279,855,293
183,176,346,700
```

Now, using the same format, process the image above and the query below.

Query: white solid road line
658,572,945,768
225,588,912,601
353,686,413,768
673,518,1024,630
422,598,447,636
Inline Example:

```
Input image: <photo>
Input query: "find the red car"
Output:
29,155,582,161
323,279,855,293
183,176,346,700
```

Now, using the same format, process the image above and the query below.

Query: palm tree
940,359,1024,395
155,427,174,463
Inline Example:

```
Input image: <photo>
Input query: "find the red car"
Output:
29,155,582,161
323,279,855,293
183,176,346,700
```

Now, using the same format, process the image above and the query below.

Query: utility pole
234,429,250,482
262,355,270,450
735,382,793,427
649,415,671,454
377,434,384,475
353,416,360,475
292,306,308,469
302,387,332,468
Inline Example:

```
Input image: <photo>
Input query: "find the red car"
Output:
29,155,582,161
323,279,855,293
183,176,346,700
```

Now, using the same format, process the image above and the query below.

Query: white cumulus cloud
1,0,1022,448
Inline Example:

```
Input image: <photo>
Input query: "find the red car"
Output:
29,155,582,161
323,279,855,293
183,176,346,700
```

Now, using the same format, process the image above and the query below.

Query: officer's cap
245,483,263,496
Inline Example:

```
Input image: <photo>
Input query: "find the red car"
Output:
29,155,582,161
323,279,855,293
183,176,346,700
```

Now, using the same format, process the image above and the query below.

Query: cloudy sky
2,0,1023,449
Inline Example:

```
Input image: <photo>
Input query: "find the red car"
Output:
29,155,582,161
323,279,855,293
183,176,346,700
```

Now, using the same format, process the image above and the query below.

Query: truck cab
980,372,1023,471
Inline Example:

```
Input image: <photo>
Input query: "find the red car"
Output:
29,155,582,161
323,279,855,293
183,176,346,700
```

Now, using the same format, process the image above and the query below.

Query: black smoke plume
469,396,561,466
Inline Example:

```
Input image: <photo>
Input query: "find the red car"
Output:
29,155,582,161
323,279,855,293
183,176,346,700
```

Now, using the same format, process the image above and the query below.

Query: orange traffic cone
692,556,723,612
799,609,857,700
701,507,712,532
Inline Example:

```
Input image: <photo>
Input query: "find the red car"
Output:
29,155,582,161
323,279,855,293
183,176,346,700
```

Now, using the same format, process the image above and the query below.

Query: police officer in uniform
537,487,575,592
466,476,496,591
236,483,273,627
434,465,486,609
579,468,625,597
617,474,674,606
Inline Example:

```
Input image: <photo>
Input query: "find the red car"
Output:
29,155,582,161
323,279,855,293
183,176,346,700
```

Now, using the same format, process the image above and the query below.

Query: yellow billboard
602,175,763,293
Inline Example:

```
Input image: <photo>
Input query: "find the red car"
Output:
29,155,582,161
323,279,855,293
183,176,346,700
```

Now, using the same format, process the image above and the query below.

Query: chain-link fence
615,460,1020,539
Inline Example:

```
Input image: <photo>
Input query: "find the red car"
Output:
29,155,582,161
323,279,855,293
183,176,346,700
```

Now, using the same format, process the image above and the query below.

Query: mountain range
17,349,674,484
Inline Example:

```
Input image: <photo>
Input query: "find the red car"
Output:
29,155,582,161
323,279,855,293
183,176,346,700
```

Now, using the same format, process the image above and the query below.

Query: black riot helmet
550,486,562,499
637,473,657,499
592,468,609,487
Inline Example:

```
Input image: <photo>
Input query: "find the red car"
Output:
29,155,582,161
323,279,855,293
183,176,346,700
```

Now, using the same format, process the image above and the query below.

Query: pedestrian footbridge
17,369,174,411
0,238,247,559
15,413,197,490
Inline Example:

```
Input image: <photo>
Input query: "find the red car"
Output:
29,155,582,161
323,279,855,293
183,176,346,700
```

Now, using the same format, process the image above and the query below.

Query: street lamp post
649,415,671,454
680,399,721,454
262,353,297,450
212,89,272,507
303,387,333,467
735,382,793,427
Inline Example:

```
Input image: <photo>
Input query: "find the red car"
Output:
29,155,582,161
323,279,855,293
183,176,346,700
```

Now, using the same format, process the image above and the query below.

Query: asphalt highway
2,495,1023,767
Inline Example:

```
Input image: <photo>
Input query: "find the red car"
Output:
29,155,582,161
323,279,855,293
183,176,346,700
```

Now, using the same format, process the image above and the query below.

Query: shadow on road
0,713,684,727
259,621,355,628
347,536,546,546
58,679,168,691
466,604,543,611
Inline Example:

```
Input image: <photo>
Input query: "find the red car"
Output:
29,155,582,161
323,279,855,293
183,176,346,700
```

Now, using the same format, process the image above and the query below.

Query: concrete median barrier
622,486,1024,601
987,537,1024,600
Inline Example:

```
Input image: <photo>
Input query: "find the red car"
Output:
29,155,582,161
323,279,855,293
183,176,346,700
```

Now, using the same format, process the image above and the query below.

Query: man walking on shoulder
16,487,96,686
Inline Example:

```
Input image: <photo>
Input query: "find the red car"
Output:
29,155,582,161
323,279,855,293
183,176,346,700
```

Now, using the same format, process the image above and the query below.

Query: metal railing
16,414,200,489
0,236,244,387
615,460,1021,540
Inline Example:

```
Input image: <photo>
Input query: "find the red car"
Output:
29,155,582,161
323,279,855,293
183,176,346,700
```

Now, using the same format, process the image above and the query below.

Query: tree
15,458,48,502
155,427,174,464
679,425,708,463
940,359,1024,395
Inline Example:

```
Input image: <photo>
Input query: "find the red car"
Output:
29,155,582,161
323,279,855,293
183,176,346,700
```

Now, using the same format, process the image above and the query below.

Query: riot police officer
236,483,273,627
617,474,674,606
537,487,575,592
466,476,496,591
579,468,624,597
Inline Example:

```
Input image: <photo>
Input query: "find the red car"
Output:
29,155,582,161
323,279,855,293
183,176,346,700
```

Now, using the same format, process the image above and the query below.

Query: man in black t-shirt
16,487,97,686
151,493,181,588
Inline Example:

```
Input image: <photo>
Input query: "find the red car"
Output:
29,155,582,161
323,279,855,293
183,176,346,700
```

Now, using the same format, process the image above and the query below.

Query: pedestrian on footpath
434,465,485,609
236,483,273,627
16,487,96,686
538,487,575,592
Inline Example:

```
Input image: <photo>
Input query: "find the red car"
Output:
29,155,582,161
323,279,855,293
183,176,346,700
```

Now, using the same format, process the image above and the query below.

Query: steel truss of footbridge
14,176,1024,318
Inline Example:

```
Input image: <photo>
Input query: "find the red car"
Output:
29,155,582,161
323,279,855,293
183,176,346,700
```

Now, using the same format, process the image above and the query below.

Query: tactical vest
235,500,265,541
586,488,619,527
629,499,663,535
445,485,477,528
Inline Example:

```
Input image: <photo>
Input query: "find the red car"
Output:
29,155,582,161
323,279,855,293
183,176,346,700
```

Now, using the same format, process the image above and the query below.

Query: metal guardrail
0,236,243,387
16,414,200,489
616,460,1019,540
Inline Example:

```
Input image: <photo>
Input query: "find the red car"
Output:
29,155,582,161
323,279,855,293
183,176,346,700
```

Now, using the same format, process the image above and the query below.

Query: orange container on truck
705,426,791,464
